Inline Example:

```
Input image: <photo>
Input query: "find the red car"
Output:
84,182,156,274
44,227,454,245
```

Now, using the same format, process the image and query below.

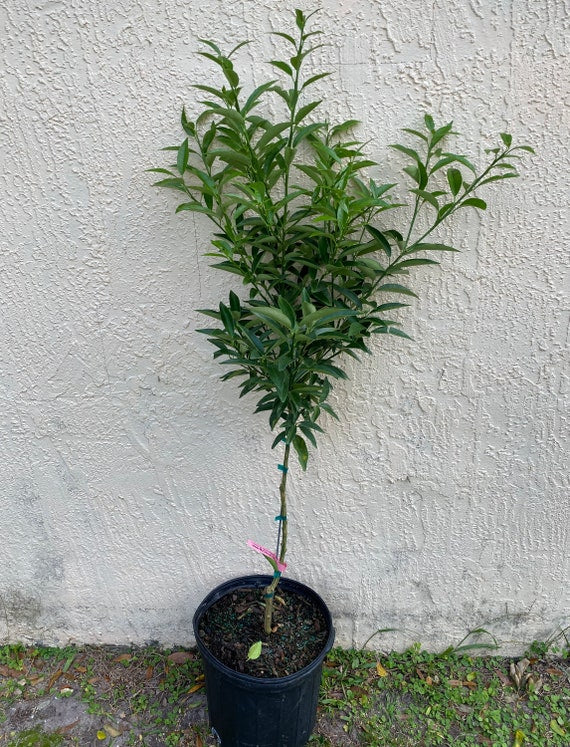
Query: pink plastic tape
247,540,287,572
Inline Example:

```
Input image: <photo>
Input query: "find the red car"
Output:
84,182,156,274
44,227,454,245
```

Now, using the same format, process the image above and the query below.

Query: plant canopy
151,8,533,632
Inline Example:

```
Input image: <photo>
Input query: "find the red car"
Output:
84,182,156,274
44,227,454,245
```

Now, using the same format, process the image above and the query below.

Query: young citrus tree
151,9,533,633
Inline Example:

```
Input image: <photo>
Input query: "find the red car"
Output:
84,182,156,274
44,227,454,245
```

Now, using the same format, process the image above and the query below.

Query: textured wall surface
1,0,568,651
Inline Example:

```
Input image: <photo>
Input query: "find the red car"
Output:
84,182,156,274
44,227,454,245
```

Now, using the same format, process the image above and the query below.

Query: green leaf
219,303,235,335
312,362,348,379
294,100,321,124
202,123,217,152
409,189,439,210
293,435,308,470
271,31,296,46
269,60,293,76
192,84,228,102
247,641,263,660
302,72,331,89
198,38,222,55
290,54,301,71
256,121,290,150
416,160,428,189
550,719,566,737
377,283,418,298
197,308,221,320
365,225,392,257
437,203,455,220
147,167,176,176
358,257,384,273
424,114,435,131
301,300,316,317
460,197,487,210
387,327,412,340
376,302,409,311
271,430,288,448
229,290,241,311
278,296,297,325
228,40,251,58
221,60,239,88
243,81,277,113
208,261,245,276
430,122,453,147
152,177,186,191
240,325,264,353
402,127,428,142
181,108,195,137
478,173,518,186
500,132,512,148
294,163,322,182
447,168,462,196
383,229,404,245
196,51,221,66
329,119,360,137
395,258,440,270
299,423,317,448
251,307,293,329
302,307,358,328
62,653,75,672
272,85,291,106
293,122,326,146
175,202,213,215
211,149,251,169
390,143,422,164
177,138,189,175
220,369,248,381
268,367,289,403
432,153,477,174
334,285,362,307
406,242,458,253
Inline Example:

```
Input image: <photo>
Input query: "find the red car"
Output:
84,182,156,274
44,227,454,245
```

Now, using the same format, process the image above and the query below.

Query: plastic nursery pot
193,574,335,747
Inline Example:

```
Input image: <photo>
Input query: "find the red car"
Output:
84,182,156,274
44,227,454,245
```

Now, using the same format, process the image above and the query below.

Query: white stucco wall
1,0,568,652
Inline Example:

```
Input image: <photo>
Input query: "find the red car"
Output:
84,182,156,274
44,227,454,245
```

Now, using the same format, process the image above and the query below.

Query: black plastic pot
192,575,335,747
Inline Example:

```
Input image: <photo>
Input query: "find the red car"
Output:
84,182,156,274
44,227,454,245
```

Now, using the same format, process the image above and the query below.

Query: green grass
0,636,568,745
316,640,570,746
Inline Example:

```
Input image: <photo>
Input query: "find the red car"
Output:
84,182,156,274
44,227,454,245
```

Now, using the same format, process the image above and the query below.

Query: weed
318,644,570,745
0,644,25,671
6,728,64,747
526,625,570,658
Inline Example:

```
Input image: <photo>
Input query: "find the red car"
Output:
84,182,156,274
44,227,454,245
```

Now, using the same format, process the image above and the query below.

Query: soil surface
197,586,329,678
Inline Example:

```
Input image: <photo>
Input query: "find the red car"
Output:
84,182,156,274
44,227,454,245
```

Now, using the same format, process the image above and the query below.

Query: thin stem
410,149,508,249
403,193,423,249
263,443,290,634
403,140,434,249
278,443,290,563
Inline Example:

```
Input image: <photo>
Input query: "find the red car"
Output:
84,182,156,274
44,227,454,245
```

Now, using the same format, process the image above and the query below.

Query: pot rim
192,574,335,685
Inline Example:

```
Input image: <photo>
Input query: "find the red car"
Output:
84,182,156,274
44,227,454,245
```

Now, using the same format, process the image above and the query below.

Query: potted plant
151,9,532,745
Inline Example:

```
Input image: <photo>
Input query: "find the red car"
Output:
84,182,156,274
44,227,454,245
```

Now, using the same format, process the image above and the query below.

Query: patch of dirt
5,697,101,744
197,587,328,678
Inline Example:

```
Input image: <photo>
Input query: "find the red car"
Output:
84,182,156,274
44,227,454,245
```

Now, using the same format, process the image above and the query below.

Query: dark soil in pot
197,585,328,678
